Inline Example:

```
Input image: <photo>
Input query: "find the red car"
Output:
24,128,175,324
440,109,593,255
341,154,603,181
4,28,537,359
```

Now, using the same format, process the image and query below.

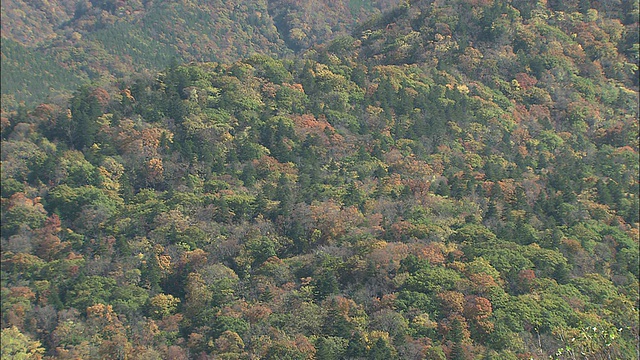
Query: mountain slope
1,0,401,108
0,0,638,359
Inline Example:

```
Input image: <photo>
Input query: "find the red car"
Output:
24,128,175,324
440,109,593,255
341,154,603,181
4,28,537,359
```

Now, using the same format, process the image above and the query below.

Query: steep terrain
1,0,400,108
1,0,638,359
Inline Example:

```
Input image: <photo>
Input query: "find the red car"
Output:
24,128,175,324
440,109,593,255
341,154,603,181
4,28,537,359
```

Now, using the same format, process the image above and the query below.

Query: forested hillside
1,0,400,108
1,0,639,359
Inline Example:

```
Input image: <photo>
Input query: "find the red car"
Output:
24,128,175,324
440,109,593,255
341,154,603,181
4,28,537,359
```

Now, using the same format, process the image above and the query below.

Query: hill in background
1,0,400,108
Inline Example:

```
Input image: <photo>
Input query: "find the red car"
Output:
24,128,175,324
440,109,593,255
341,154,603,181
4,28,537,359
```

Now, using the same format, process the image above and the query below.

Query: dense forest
1,0,639,359
1,0,400,107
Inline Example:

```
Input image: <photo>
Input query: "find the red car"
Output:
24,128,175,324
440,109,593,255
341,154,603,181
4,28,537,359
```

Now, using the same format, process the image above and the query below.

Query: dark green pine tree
68,86,103,150
275,173,295,217
345,332,368,359
313,270,339,301
596,179,613,205
315,337,341,360
369,337,395,360
350,65,367,88
141,252,162,293
450,317,469,360
300,60,317,95
240,162,257,187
